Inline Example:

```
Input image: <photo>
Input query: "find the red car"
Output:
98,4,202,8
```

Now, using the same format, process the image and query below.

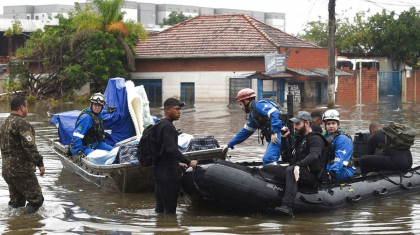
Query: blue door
378,71,401,103
181,83,195,105
133,79,162,108
229,78,252,103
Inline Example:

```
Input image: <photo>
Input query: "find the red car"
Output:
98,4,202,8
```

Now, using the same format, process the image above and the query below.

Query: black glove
328,171,336,181
106,106,117,113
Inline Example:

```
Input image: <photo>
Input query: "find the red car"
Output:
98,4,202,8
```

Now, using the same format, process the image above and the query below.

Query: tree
369,7,420,70
162,11,192,26
4,15,23,56
301,11,372,54
6,0,147,99
8,13,89,98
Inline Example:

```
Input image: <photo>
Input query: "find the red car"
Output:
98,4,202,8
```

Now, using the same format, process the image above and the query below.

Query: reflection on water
0,101,420,234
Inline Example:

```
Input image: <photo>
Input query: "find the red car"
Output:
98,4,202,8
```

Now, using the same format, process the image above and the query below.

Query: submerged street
0,102,420,234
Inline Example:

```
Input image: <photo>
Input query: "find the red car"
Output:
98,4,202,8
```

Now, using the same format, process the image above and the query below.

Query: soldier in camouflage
0,96,45,214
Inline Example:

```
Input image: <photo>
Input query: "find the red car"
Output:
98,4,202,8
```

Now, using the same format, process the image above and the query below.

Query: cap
290,111,312,123
164,98,185,108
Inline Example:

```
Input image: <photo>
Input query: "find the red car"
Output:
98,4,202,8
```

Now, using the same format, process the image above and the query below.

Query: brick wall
407,72,415,102
362,70,378,103
336,70,377,105
135,47,330,72
280,48,329,69
136,57,265,72
336,72,357,105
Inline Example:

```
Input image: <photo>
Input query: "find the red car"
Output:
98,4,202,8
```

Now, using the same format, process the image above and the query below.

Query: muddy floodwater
1,101,420,234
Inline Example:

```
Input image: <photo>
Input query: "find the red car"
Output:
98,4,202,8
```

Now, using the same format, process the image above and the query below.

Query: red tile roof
134,14,321,58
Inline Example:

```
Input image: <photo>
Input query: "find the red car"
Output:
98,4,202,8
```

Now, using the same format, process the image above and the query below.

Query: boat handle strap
373,188,388,196
400,182,413,190
345,195,361,202
299,195,322,205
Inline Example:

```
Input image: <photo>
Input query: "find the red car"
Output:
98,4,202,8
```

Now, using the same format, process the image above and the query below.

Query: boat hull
180,159,420,213
52,140,224,193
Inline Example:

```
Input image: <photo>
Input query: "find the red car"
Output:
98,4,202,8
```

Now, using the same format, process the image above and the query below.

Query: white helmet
322,109,340,122
89,93,107,106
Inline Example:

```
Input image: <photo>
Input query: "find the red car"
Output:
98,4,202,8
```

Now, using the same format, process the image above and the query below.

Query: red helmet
236,88,256,102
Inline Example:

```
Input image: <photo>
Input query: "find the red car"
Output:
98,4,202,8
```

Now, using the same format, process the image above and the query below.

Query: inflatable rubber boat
180,158,420,214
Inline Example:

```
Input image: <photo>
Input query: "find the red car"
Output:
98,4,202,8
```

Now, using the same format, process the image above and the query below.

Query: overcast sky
1,0,420,35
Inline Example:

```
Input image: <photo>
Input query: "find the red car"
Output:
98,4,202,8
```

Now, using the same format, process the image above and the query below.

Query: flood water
1,101,420,234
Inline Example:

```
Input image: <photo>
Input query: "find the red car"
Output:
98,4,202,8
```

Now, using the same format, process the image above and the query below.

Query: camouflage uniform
0,113,44,208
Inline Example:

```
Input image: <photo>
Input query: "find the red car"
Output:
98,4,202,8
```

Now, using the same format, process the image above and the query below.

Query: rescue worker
222,88,283,165
0,96,45,214
322,109,355,180
70,93,115,156
359,122,412,174
274,111,328,216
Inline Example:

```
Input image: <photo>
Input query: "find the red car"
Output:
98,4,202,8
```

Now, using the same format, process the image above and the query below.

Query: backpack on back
382,123,415,150
137,120,165,167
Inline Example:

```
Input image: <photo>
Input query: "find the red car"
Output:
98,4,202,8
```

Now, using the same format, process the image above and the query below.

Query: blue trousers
263,132,281,166
334,167,355,180
83,141,114,155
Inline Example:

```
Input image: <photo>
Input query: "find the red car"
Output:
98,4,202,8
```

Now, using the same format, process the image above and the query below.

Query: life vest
323,129,353,167
75,108,104,146
251,100,278,143
290,132,329,180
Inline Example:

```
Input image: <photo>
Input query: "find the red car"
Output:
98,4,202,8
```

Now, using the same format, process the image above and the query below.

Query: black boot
274,204,294,216
24,205,40,215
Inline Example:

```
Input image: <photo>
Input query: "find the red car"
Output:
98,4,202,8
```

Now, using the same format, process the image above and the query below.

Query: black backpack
137,120,166,167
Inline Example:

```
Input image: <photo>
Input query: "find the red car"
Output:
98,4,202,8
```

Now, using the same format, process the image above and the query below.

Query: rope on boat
380,171,412,190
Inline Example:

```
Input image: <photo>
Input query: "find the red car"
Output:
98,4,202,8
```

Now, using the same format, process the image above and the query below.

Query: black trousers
359,149,412,174
152,166,180,214
281,165,318,205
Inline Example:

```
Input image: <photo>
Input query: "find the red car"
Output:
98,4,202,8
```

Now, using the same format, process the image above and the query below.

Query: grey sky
1,0,419,35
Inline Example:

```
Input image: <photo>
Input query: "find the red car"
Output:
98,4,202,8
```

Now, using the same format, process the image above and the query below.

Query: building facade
1,2,286,33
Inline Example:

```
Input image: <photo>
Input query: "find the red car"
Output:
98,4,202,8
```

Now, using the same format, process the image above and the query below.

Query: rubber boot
24,205,40,215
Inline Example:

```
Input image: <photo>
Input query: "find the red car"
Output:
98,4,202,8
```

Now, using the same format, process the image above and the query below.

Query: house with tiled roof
133,14,347,106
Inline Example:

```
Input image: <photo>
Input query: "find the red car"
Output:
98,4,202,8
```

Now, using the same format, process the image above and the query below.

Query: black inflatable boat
180,158,420,214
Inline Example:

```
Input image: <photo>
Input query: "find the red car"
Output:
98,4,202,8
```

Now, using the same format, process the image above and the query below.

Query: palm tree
70,0,146,70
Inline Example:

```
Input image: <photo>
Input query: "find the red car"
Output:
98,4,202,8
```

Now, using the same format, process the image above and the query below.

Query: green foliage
301,12,372,54
368,7,420,69
26,93,37,105
301,7,420,69
4,14,23,37
300,16,328,47
162,11,192,25
78,94,90,103
8,0,147,100
62,90,77,102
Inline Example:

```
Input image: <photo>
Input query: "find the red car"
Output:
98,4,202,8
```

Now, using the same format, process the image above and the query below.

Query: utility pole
327,0,336,108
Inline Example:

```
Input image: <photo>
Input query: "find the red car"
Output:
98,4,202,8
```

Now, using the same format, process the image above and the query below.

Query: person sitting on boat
369,120,382,135
310,111,323,133
322,109,355,180
274,111,329,216
70,93,115,156
359,122,412,174
222,88,283,166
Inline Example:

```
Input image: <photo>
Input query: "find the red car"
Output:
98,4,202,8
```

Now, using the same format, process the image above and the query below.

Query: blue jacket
70,108,108,155
325,128,354,173
227,100,282,148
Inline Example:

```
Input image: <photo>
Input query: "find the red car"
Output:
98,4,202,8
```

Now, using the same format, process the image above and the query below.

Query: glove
328,171,336,181
294,165,300,182
106,106,116,113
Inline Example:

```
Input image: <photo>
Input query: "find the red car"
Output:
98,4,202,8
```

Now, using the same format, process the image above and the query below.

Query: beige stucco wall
130,71,257,104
